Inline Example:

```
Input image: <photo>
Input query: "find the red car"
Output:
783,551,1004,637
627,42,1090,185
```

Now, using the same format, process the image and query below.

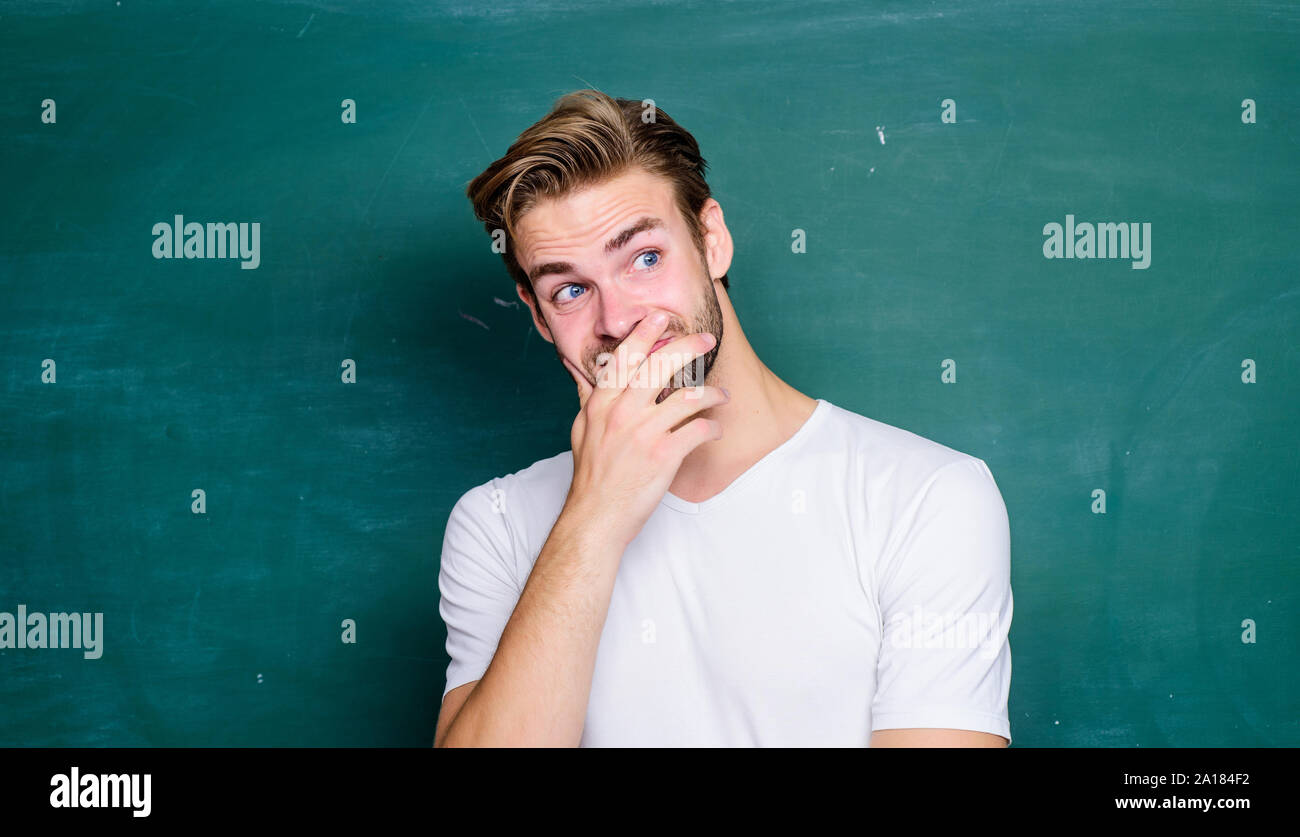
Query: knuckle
637,422,663,448
648,439,672,466
605,401,631,431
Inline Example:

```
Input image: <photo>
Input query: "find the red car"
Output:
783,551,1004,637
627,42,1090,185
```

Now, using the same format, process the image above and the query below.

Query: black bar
0,747,1279,823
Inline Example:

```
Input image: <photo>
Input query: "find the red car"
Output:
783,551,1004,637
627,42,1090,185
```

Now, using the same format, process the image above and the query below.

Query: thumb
562,356,594,408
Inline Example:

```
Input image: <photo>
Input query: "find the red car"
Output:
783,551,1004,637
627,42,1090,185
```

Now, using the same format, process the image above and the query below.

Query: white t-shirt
438,397,1013,746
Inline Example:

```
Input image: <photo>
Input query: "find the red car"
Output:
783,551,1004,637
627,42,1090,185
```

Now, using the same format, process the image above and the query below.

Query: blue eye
553,283,585,303
551,249,662,305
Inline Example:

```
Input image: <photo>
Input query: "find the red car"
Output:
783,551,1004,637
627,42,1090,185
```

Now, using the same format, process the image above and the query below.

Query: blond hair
466,89,728,301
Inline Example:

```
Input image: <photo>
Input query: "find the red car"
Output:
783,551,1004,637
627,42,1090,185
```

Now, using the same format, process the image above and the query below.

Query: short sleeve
871,457,1013,744
438,481,523,701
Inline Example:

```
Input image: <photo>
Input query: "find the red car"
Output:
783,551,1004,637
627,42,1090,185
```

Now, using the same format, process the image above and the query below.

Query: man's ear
516,282,553,343
699,199,734,282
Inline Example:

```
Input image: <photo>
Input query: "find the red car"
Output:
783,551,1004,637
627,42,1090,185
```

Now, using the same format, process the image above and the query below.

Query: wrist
558,494,631,555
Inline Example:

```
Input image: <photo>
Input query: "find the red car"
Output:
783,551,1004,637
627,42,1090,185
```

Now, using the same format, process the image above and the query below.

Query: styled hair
465,89,729,303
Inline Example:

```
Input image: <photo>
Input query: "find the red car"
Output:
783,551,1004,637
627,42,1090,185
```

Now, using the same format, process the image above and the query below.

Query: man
436,90,1012,747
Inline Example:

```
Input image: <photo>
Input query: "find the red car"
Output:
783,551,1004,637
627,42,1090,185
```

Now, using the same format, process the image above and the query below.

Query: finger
627,331,716,401
662,416,723,463
562,356,594,408
652,385,730,433
600,310,672,395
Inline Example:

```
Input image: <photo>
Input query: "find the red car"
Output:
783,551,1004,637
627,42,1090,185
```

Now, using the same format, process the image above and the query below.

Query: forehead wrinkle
603,216,664,255
523,195,669,286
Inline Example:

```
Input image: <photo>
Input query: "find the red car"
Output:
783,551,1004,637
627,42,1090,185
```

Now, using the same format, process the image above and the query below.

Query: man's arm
434,680,477,748
436,504,626,748
870,458,1015,746
436,314,726,747
870,729,1008,748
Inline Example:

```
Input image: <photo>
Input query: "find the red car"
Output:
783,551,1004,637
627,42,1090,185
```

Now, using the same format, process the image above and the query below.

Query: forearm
440,500,625,747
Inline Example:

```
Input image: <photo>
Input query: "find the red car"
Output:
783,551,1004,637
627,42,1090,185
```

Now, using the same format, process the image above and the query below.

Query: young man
436,90,1012,747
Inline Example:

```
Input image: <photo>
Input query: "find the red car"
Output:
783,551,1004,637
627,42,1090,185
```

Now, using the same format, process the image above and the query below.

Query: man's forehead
516,171,678,264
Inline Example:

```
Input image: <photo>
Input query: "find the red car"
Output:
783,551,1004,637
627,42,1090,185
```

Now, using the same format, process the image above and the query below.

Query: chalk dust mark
297,12,316,38
459,310,489,330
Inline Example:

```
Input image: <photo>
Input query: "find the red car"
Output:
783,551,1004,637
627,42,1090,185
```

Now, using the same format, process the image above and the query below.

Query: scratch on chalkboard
296,12,316,39
187,585,201,641
459,96,494,156
458,310,489,330
364,653,443,664
363,88,438,220
493,296,520,308
120,83,197,109
343,282,361,347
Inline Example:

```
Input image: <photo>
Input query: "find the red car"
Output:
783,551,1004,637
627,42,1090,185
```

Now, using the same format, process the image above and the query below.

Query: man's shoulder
485,448,574,493
818,399,988,480
822,403,1010,588
448,448,574,531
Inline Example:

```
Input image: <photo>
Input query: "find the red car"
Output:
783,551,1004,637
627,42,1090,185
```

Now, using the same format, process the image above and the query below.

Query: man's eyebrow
527,216,665,285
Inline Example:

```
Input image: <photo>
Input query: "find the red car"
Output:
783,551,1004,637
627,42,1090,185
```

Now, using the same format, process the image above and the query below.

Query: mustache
586,320,688,369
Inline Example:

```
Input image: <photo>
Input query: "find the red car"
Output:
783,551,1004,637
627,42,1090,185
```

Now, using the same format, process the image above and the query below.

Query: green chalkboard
1,0,1295,746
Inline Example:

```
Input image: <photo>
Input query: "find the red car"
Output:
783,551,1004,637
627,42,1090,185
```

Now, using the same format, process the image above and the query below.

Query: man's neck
667,324,818,505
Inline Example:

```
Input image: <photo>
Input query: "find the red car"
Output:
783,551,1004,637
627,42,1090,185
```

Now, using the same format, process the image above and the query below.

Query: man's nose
595,287,656,345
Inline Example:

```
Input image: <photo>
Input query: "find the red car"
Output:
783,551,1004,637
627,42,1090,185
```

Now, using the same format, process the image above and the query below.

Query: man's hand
560,311,728,551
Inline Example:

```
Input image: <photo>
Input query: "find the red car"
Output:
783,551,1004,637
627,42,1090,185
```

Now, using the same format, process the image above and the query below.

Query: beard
651,278,724,403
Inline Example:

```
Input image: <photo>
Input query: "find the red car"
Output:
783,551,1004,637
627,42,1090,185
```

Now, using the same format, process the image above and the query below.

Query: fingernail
652,311,668,326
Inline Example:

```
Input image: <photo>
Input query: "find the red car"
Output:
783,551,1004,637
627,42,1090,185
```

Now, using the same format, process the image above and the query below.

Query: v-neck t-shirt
438,398,1013,746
